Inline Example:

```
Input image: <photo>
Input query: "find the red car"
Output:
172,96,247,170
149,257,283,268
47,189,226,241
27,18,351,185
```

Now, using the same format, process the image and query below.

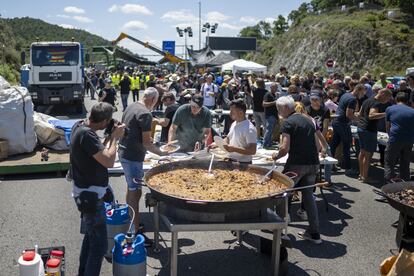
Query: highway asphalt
0,95,406,275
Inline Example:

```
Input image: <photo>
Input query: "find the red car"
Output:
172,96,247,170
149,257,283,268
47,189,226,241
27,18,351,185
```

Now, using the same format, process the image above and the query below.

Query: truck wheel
75,101,83,113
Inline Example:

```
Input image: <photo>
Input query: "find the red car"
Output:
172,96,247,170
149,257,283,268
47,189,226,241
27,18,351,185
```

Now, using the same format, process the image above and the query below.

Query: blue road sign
162,41,175,56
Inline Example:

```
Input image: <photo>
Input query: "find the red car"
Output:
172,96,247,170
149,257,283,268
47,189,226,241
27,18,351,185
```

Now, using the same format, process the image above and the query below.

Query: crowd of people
71,65,414,275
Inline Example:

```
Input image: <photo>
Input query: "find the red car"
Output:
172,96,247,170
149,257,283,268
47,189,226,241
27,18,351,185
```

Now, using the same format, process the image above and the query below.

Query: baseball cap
104,78,112,84
161,92,175,101
190,94,204,108
310,92,321,100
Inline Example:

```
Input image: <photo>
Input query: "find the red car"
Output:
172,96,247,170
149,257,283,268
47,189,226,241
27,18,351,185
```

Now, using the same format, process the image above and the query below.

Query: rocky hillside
247,10,414,76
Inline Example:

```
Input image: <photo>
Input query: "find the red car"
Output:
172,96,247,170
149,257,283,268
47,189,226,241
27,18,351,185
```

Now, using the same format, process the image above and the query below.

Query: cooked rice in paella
147,168,287,201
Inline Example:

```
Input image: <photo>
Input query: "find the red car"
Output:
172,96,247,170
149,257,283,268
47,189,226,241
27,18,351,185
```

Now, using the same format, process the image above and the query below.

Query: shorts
119,157,144,191
357,128,377,153
253,111,266,128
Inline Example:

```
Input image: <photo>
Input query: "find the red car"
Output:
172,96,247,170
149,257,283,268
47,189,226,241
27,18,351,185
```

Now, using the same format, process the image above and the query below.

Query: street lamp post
176,26,193,60
202,23,218,47
176,26,193,74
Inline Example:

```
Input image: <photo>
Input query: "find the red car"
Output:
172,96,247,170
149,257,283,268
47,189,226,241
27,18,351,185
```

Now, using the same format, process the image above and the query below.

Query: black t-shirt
394,88,412,103
252,87,266,112
306,105,331,132
118,102,152,161
160,103,179,143
263,91,278,117
357,97,381,132
70,121,107,188
335,92,357,124
281,113,319,165
99,88,116,106
120,77,131,94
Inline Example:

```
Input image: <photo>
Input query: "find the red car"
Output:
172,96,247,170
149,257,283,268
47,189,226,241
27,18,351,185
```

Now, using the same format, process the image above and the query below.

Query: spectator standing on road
384,92,414,182
262,83,279,148
120,72,131,111
330,84,366,176
407,72,414,107
272,96,322,244
251,78,267,141
70,103,125,276
98,78,116,107
118,87,165,246
201,74,219,109
375,73,391,89
89,72,98,100
154,92,179,143
306,92,332,185
357,89,392,183
131,73,140,102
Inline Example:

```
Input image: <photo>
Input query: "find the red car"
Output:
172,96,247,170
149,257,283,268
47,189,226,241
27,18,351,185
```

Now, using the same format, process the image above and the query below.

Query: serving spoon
206,153,215,178
259,162,278,184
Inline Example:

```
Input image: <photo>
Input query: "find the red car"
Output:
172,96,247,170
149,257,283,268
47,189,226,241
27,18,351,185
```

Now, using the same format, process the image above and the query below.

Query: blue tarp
48,119,79,145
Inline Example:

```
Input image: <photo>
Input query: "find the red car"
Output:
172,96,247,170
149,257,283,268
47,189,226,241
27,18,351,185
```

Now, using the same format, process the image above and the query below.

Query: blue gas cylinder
113,233,146,276
105,203,130,259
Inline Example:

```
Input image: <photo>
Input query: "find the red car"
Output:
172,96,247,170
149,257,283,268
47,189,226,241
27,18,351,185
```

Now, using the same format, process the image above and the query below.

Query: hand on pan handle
194,141,201,152
207,142,217,152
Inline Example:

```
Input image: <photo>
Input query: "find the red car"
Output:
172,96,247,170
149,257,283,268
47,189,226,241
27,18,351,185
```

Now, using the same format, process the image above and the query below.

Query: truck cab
28,41,84,112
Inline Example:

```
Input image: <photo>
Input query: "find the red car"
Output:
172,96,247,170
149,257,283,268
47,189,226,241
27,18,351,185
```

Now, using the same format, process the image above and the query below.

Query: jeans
121,94,129,111
78,202,107,276
132,89,139,102
286,164,320,234
263,115,277,148
90,85,96,100
330,121,352,170
384,141,413,181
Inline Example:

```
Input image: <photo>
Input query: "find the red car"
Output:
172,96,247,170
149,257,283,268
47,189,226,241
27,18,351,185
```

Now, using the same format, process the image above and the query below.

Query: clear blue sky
1,0,305,60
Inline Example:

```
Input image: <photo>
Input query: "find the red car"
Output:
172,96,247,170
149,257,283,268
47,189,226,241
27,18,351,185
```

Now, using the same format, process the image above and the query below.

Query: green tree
272,15,289,36
258,20,272,39
239,25,263,40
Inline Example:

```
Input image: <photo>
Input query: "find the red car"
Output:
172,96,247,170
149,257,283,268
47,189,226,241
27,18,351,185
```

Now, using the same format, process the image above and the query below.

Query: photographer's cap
190,94,203,108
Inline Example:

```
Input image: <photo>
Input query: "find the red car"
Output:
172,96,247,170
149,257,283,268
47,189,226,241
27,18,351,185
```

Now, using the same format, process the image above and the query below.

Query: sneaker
296,208,308,221
298,231,322,244
345,169,359,177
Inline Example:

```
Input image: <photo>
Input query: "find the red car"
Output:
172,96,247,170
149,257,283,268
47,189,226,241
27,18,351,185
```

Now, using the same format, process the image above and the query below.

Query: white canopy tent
221,59,267,73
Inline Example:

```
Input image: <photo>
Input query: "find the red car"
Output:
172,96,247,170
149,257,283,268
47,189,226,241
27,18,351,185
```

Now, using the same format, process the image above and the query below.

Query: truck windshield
32,45,79,66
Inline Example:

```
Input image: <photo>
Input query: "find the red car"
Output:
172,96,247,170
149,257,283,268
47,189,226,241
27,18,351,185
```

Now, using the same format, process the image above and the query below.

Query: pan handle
372,188,386,197
185,200,208,205
390,178,405,183
132,178,148,187
284,171,298,179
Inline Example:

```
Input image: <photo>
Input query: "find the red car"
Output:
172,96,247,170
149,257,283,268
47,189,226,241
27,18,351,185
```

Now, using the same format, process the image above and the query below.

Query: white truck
25,41,84,113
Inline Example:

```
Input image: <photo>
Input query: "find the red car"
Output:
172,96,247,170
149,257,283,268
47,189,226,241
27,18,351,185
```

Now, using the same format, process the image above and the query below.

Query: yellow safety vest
131,77,140,90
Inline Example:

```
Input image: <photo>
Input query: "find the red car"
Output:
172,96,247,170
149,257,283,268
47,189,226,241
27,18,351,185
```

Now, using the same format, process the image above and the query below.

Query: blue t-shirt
335,92,357,124
385,104,414,144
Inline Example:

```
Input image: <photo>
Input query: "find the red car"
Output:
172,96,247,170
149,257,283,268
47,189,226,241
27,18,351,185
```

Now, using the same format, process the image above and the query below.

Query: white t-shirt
202,83,218,107
227,119,257,163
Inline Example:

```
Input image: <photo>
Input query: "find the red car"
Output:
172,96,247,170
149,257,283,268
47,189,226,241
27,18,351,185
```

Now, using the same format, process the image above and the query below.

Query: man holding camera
70,102,125,276
118,87,165,246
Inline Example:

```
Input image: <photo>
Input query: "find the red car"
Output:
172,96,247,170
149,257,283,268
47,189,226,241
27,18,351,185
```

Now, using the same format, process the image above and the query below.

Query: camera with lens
104,119,128,137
